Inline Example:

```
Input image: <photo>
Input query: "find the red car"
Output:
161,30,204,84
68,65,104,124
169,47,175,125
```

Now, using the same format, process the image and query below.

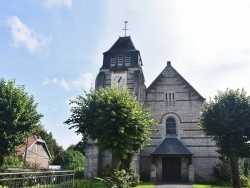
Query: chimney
167,61,171,66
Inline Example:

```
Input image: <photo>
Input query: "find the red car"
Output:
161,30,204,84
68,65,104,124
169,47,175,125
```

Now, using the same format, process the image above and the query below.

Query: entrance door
162,157,181,182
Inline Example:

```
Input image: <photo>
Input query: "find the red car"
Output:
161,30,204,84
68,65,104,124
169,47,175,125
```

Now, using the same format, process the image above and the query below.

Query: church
84,35,219,183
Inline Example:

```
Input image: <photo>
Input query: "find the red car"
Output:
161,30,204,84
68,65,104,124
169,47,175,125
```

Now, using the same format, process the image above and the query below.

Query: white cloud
72,73,94,91
42,78,58,85
60,79,71,91
44,0,72,8
42,73,94,91
7,16,49,53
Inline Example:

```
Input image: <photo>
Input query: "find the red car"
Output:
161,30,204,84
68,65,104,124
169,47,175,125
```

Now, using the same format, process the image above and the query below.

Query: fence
0,170,74,188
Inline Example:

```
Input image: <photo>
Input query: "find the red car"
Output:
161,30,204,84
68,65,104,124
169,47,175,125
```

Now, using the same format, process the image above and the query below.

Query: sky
1,0,250,149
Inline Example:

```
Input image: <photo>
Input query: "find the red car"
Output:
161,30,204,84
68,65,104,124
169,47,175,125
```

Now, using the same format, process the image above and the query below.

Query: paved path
155,183,192,188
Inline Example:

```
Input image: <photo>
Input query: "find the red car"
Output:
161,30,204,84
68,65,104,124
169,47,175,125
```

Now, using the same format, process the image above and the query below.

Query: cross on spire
122,21,129,37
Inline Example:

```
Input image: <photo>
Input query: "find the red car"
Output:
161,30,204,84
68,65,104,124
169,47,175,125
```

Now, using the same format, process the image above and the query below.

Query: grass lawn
193,184,228,188
93,181,154,188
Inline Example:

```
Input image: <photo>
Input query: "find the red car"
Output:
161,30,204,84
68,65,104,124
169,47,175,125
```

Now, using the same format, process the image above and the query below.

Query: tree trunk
230,152,241,188
0,156,3,166
112,154,120,170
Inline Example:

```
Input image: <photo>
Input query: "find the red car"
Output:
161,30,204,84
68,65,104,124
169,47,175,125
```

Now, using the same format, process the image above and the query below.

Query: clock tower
95,36,145,102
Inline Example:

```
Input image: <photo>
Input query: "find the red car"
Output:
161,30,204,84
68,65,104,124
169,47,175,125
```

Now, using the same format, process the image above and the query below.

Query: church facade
84,36,218,183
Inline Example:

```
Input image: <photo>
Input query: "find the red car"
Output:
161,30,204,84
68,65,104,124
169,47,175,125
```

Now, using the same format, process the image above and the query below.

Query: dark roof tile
106,36,137,52
151,137,192,155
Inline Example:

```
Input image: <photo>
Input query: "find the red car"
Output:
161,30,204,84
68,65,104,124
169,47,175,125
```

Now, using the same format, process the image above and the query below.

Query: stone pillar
132,153,140,173
84,144,99,179
188,164,195,183
150,164,156,182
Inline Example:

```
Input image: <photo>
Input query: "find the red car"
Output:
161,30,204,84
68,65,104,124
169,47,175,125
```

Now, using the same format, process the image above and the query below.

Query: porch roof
151,137,193,155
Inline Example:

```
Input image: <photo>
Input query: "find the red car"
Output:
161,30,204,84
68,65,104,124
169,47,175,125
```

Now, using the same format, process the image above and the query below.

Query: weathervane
122,21,129,37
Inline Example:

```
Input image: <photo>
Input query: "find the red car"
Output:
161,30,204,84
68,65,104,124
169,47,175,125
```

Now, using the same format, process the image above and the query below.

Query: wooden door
162,157,181,182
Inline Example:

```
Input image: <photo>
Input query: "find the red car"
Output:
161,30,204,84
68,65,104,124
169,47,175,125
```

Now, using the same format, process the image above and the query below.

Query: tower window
125,56,130,66
166,118,176,135
166,93,175,101
118,56,123,66
110,57,116,67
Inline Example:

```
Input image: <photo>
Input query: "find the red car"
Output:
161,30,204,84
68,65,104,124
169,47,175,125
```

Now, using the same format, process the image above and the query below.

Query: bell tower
95,35,145,102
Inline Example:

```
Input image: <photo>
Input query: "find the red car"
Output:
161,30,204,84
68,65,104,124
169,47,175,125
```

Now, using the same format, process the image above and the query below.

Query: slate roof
105,36,138,53
151,137,193,155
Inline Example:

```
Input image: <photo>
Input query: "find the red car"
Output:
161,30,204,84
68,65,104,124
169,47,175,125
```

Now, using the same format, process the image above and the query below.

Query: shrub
214,158,250,187
96,166,140,188
74,179,93,188
240,175,250,187
214,158,232,183
74,167,84,179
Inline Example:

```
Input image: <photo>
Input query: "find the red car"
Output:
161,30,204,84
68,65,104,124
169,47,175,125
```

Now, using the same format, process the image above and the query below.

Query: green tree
32,124,63,162
52,150,85,170
64,86,155,170
0,78,43,166
66,138,87,156
199,88,250,188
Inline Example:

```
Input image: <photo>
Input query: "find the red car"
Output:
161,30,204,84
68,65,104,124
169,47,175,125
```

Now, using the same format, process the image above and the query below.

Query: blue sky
1,0,250,149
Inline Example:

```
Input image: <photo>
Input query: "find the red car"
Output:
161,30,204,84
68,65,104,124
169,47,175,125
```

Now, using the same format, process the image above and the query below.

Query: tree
52,150,85,170
64,86,155,170
0,78,43,166
66,138,87,156
199,88,250,188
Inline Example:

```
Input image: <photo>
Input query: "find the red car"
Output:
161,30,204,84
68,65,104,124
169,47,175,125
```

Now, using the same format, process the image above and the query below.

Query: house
84,35,219,183
17,135,51,169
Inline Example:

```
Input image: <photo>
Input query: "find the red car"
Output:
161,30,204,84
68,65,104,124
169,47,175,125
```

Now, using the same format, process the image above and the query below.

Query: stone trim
186,145,217,147
180,137,211,139
183,129,201,131
192,156,218,158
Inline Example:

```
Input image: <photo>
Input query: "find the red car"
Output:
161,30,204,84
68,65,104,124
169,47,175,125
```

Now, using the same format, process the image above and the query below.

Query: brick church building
84,35,218,183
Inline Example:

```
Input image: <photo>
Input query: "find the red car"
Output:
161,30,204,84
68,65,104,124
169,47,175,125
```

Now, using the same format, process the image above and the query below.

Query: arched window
166,118,176,135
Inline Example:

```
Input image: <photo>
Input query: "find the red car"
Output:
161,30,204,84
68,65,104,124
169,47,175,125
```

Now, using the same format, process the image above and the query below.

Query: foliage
74,167,84,179
66,138,87,156
214,157,232,184
93,181,153,188
65,86,155,169
96,165,140,188
52,150,84,170
3,155,23,167
74,137,87,155
32,124,63,162
0,78,43,166
73,179,93,188
199,88,250,188
101,164,112,177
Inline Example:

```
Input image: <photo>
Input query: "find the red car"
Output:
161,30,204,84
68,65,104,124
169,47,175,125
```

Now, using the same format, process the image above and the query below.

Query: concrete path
155,183,192,188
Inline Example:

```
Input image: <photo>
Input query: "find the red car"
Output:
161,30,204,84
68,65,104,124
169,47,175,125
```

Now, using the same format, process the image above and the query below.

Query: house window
166,118,176,135
118,56,123,66
125,56,130,66
110,57,116,67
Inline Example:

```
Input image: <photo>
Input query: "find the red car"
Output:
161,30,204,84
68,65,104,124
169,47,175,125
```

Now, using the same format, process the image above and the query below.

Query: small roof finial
122,21,129,37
